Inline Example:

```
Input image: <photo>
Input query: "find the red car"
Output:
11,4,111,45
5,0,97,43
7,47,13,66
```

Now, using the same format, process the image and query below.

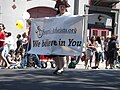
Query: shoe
5,65,12,69
53,69,59,74
34,65,41,69
53,69,64,75
56,71,63,75
105,67,108,69
91,66,98,69
109,67,113,69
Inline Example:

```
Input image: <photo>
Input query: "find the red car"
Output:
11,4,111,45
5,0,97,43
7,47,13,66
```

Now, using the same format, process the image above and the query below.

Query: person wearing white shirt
53,0,70,75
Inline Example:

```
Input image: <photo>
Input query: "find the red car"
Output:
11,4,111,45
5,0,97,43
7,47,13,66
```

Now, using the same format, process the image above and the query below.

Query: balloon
16,20,24,29
22,11,30,20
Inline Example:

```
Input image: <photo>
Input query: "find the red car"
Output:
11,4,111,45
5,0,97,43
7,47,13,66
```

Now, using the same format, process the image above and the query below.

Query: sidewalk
75,60,106,69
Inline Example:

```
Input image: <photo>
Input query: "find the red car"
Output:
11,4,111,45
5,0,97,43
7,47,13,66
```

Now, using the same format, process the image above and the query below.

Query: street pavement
0,62,120,90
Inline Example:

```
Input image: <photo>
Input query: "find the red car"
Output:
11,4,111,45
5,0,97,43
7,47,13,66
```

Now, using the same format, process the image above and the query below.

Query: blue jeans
20,55,27,68
33,54,41,67
101,52,104,62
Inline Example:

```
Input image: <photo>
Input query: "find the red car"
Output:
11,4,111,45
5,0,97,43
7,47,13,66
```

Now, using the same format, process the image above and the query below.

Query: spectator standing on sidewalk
22,32,28,53
101,36,105,63
104,36,111,69
0,23,10,68
15,34,23,56
94,36,102,69
6,32,15,51
85,36,96,69
108,35,119,69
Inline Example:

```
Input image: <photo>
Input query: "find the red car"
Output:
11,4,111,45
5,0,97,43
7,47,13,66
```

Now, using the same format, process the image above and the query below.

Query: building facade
0,0,120,43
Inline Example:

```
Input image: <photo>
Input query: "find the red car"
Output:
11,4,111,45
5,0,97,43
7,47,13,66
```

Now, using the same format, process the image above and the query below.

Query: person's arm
6,54,16,64
86,40,94,49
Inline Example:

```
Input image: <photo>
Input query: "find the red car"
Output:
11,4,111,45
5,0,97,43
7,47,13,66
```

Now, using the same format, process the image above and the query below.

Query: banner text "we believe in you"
33,39,82,47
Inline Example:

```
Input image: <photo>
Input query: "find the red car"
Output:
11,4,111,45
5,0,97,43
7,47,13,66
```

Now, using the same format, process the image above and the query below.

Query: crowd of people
0,21,51,69
0,23,27,69
0,23,120,72
84,35,120,69
0,0,119,76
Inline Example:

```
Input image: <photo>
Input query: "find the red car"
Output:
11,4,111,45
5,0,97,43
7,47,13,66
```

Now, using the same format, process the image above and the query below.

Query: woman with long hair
85,36,96,69
94,36,103,69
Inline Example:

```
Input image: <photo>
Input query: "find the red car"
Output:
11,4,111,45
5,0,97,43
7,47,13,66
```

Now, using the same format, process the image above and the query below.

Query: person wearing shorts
0,23,10,68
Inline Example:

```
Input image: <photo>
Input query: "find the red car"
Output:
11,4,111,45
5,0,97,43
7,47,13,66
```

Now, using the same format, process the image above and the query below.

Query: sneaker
91,66,98,69
53,69,64,75
53,69,59,74
105,67,108,69
109,67,113,69
35,65,41,69
56,71,63,75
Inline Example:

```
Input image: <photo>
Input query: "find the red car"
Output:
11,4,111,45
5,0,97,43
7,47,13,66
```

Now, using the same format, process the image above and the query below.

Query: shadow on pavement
0,69,120,90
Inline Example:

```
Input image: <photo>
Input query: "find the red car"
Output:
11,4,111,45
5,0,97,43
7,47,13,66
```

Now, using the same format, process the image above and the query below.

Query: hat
55,0,70,8
106,35,111,38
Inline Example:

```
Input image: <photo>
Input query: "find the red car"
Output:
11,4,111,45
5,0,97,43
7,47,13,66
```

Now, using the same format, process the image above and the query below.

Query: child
15,51,22,67
6,49,17,68
6,49,16,64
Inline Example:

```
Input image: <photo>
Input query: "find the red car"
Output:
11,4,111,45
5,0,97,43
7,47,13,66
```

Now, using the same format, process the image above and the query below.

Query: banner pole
76,14,88,64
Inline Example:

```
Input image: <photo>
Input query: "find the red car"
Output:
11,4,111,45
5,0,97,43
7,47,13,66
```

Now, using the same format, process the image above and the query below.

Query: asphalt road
0,68,120,90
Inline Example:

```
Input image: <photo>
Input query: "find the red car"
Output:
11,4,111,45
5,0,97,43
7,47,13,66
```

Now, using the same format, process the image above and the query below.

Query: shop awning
90,0,120,7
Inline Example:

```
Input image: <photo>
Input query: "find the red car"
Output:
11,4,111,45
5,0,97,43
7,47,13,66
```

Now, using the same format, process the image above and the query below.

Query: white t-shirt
56,12,71,17
96,41,102,53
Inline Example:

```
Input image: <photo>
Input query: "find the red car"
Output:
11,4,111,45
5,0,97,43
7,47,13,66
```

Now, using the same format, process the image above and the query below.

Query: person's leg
59,56,64,71
63,56,68,68
85,50,91,69
1,60,5,67
95,52,98,67
109,58,114,69
20,55,27,68
85,58,89,69
53,56,59,74
105,51,109,69
96,52,102,68
0,51,10,67
34,54,41,68
105,59,109,69
89,55,93,67
101,52,104,62
56,56,64,74
109,50,116,69
0,59,1,66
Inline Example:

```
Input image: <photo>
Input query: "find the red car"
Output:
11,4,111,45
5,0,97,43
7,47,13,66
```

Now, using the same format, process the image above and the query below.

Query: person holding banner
53,0,71,75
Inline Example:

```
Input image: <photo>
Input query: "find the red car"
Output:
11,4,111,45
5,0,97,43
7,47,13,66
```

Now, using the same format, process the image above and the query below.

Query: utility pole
74,0,79,15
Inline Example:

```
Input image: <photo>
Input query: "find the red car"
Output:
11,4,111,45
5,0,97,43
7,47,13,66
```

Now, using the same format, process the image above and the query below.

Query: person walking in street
53,0,71,75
